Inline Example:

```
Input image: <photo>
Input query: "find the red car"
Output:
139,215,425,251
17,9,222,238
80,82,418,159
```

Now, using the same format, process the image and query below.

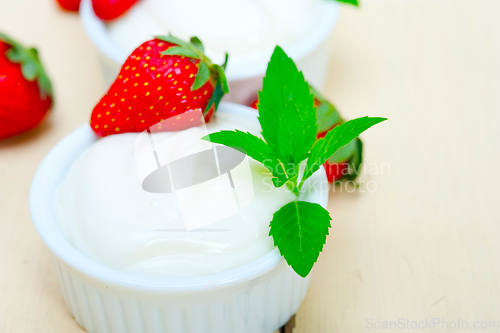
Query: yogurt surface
53,112,295,278
107,0,322,68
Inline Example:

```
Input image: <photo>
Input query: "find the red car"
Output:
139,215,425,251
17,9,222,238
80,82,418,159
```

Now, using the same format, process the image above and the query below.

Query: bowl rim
30,102,329,293
79,0,339,82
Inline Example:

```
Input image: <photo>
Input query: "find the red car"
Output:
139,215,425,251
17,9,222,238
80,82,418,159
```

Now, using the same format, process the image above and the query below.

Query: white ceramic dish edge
79,0,339,104
30,102,329,333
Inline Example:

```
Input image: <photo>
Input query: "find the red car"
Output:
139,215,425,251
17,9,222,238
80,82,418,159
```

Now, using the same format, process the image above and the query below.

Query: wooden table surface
1,0,500,332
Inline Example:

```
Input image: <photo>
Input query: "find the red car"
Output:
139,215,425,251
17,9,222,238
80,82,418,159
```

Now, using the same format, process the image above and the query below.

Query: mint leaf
191,62,210,90
301,117,387,187
278,102,310,166
161,46,199,59
202,130,287,185
269,201,331,277
203,130,269,161
258,46,316,157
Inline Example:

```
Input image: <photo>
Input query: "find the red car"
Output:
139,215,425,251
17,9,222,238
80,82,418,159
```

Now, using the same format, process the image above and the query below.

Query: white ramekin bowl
79,0,339,105
30,102,329,333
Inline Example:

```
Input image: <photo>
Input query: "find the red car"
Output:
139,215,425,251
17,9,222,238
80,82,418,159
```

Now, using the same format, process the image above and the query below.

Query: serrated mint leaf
258,46,317,157
191,62,210,90
161,46,199,59
278,102,310,166
202,130,287,186
269,201,331,277
301,117,386,186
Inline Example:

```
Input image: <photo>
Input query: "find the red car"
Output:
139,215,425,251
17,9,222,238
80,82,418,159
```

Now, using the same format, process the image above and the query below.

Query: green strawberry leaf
221,53,229,70
190,36,204,52
258,46,316,158
0,33,52,98
327,137,357,163
342,138,363,181
202,130,287,187
204,76,224,115
161,46,199,59
21,60,38,80
212,64,229,94
203,63,229,112
269,201,332,278
0,32,16,45
310,85,343,133
301,117,386,188
155,34,192,49
191,62,210,90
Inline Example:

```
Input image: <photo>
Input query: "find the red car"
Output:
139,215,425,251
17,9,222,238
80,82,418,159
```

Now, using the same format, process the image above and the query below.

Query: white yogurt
53,112,295,278
107,0,322,67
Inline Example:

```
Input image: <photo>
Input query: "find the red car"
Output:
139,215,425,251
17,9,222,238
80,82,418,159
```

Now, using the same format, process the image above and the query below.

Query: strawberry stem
0,32,53,99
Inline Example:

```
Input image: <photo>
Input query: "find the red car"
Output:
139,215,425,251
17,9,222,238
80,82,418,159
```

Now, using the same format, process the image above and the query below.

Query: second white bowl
79,0,339,104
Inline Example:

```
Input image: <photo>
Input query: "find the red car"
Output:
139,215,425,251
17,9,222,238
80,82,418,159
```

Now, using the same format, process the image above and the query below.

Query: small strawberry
250,98,259,110
92,0,139,21
250,85,363,182
90,35,228,137
0,33,53,140
56,0,81,12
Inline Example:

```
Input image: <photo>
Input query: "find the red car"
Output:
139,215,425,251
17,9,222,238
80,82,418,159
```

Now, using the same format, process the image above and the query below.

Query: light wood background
1,0,500,332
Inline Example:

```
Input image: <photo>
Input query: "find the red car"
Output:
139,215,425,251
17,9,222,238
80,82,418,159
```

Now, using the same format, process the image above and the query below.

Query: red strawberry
323,161,349,182
0,33,53,140
90,35,228,137
92,0,139,21
56,0,81,12
250,97,259,110
249,85,363,182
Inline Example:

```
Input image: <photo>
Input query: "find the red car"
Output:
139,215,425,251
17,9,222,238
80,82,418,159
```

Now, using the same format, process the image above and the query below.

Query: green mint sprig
203,46,385,277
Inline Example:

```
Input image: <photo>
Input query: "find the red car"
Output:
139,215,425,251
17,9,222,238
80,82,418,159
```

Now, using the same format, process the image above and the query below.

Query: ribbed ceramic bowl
79,0,339,104
30,102,329,333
